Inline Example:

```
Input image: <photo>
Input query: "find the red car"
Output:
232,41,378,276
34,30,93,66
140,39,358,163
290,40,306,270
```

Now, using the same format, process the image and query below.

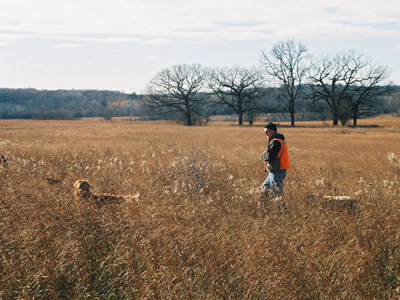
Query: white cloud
142,38,175,45
183,37,226,45
0,0,398,45
87,37,142,44
53,43,83,48
114,48,132,54
0,33,18,45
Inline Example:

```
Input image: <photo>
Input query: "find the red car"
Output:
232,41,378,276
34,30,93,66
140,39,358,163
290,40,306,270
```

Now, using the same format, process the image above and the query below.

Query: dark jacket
265,133,285,162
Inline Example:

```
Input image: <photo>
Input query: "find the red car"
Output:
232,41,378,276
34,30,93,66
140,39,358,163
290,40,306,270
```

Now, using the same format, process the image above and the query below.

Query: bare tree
143,64,207,126
346,62,391,126
309,53,352,126
261,40,309,127
208,66,266,125
309,51,391,126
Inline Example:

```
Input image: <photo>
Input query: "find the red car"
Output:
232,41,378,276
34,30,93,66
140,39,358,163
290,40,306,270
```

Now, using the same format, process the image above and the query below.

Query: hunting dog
74,179,139,207
307,194,359,214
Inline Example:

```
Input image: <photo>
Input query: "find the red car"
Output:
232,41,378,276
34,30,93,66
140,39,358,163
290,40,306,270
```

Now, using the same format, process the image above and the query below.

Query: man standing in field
261,122,290,206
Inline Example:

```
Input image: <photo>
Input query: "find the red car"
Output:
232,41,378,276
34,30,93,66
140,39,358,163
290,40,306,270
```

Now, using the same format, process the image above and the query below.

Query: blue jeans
261,169,287,197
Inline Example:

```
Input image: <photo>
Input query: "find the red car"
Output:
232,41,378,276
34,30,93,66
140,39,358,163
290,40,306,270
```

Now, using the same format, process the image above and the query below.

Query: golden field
1,116,400,299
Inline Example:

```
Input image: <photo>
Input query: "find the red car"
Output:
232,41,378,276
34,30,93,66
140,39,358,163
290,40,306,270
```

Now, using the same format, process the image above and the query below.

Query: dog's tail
125,192,140,203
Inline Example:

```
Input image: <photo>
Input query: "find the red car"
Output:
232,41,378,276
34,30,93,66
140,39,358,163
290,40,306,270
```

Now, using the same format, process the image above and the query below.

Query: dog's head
0,155,7,164
74,179,91,199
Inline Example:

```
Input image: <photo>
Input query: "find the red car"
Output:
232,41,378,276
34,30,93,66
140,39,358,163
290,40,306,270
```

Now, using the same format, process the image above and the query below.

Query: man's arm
266,140,281,162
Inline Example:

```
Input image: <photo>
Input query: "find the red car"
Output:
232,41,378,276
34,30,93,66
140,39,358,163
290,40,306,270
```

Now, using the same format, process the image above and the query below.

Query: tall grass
1,118,400,299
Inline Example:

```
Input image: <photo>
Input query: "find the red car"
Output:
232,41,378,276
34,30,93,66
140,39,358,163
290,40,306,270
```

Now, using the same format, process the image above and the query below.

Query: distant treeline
0,87,398,122
0,89,140,120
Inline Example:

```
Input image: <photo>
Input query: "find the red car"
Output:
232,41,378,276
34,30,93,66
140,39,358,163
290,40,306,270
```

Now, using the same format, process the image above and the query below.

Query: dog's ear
74,180,80,190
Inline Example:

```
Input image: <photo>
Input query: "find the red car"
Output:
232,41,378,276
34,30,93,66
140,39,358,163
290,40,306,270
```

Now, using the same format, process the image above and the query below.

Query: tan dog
74,179,138,207
307,194,359,214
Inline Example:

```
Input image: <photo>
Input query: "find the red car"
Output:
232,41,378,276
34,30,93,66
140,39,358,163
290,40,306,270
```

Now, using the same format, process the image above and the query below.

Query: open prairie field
1,116,400,299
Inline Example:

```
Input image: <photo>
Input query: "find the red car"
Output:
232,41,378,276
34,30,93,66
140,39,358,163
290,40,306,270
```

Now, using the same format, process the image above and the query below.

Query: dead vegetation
1,118,400,299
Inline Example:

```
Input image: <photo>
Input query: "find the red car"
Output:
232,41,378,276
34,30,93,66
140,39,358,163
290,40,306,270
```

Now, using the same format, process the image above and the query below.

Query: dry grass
1,117,400,299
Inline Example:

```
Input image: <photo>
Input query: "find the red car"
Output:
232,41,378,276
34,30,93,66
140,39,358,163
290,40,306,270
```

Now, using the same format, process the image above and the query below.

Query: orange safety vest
270,138,290,170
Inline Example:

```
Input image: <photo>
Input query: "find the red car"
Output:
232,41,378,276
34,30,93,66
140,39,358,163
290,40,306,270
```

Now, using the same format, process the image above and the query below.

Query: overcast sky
0,0,399,94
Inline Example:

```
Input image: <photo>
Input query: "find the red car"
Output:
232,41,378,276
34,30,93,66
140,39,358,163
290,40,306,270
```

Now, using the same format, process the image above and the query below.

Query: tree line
0,89,142,120
143,40,396,126
0,85,397,125
1,40,399,125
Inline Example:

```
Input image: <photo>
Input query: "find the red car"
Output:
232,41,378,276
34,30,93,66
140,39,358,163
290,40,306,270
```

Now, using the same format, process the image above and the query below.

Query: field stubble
1,118,400,299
